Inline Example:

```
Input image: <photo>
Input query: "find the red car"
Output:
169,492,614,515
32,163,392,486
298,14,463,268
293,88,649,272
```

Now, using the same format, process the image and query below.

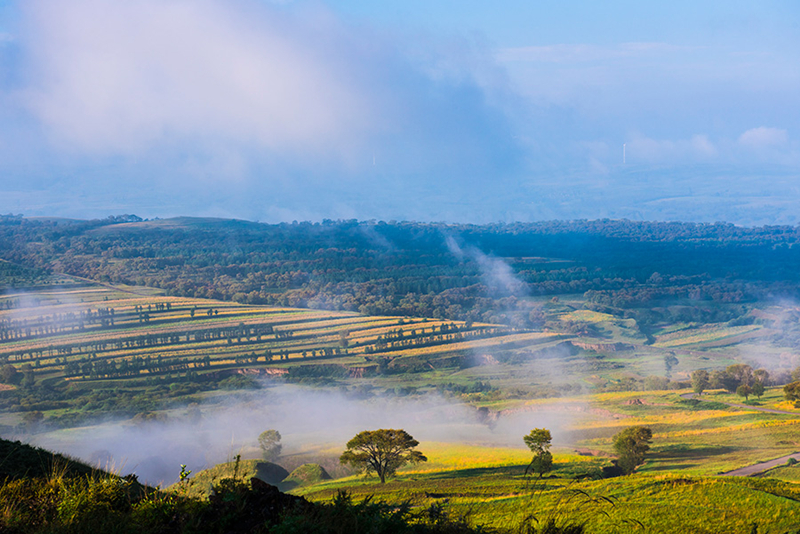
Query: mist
28,381,579,486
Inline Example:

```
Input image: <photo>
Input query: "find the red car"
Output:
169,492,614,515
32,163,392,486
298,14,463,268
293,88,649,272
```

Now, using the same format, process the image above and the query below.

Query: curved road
720,452,800,477
679,392,800,476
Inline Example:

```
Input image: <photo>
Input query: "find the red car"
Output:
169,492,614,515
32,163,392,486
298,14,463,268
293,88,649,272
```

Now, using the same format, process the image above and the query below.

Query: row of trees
335,426,652,485
691,364,770,400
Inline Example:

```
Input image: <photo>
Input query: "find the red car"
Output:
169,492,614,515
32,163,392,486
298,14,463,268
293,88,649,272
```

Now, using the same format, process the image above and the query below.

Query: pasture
295,441,800,534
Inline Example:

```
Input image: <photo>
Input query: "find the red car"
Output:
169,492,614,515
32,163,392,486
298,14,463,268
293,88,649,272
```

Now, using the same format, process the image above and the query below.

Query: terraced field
0,281,556,387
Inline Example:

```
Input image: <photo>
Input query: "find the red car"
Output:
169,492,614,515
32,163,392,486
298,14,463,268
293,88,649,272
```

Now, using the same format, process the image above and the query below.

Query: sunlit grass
653,324,760,348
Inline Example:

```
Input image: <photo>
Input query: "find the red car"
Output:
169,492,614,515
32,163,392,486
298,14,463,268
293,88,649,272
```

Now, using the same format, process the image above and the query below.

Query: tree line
6,216,800,326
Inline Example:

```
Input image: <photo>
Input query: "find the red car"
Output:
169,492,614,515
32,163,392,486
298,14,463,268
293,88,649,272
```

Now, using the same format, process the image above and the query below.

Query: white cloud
625,133,717,163
16,0,521,175
20,0,377,155
690,134,717,157
738,126,788,148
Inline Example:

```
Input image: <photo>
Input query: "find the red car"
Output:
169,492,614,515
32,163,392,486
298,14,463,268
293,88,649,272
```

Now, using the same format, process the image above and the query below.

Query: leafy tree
736,384,752,401
258,429,282,462
784,381,800,401
340,429,427,483
612,426,652,475
20,364,35,388
0,364,18,385
751,381,765,399
523,428,553,476
726,363,754,387
710,369,738,393
691,370,710,395
23,411,44,426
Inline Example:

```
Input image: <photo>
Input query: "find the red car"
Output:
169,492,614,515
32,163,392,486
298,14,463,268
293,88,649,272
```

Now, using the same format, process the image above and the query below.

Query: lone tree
340,429,427,483
691,370,710,395
258,429,282,462
612,426,652,475
523,428,553,476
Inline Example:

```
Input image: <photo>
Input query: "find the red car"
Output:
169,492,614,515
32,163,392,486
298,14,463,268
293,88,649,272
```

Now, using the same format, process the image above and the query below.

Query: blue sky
0,0,797,224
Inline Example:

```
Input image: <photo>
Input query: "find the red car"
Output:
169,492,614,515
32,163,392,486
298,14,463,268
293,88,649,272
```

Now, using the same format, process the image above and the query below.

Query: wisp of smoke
444,235,526,297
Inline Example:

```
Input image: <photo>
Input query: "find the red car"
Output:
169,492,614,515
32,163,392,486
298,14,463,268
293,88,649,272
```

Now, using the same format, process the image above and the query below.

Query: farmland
4,217,800,532
3,277,800,449
0,282,510,384
0,278,571,428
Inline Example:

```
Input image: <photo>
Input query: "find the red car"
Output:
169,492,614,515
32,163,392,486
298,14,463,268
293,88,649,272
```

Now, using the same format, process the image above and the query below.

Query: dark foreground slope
0,436,504,534
0,438,99,480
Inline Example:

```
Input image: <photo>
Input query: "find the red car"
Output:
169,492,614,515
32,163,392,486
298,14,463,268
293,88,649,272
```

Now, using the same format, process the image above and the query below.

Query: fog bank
30,381,579,485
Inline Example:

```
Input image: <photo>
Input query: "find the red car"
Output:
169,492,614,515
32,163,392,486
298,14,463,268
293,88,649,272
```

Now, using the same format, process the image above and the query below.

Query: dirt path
679,392,800,415
679,392,800,475
719,452,800,477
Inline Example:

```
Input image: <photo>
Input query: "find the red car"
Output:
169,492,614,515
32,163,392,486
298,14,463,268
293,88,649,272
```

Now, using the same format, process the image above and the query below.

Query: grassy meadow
293,442,800,534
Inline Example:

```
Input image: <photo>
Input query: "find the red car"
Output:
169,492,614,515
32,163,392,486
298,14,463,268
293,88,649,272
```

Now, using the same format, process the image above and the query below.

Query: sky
0,0,798,224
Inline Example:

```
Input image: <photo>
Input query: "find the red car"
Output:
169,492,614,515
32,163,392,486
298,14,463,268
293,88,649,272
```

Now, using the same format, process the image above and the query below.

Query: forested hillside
2,215,799,327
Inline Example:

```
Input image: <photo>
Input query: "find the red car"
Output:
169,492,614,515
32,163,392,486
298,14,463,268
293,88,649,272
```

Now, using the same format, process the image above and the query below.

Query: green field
290,442,800,534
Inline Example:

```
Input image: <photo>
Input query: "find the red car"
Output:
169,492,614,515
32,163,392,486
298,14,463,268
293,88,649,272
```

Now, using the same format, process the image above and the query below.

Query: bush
0,474,136,533
218,375,260,390
613,426,653,475
784,381,800,401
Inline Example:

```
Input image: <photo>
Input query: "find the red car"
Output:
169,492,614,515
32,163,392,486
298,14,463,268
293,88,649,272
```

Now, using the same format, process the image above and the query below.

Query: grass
175,458,290,498
653,324,762,348
702,389,799,413
5,433,800,533
0,438,99,480
758,462,800,483
297,447,800,534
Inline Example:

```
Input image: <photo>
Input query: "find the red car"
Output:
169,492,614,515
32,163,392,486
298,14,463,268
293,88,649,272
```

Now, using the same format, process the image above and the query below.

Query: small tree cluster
693,364,769,400
784,382,800,403
613,426,652,475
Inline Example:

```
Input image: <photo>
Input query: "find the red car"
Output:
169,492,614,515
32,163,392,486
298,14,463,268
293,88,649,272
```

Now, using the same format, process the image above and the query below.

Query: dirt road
679,392,800,476
719,452,800,477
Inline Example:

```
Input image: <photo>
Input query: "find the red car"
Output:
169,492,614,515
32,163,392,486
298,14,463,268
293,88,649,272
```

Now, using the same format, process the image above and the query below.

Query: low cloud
625,133,718,163
445,236,526,297
739,127,788,149
15,0,523,177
